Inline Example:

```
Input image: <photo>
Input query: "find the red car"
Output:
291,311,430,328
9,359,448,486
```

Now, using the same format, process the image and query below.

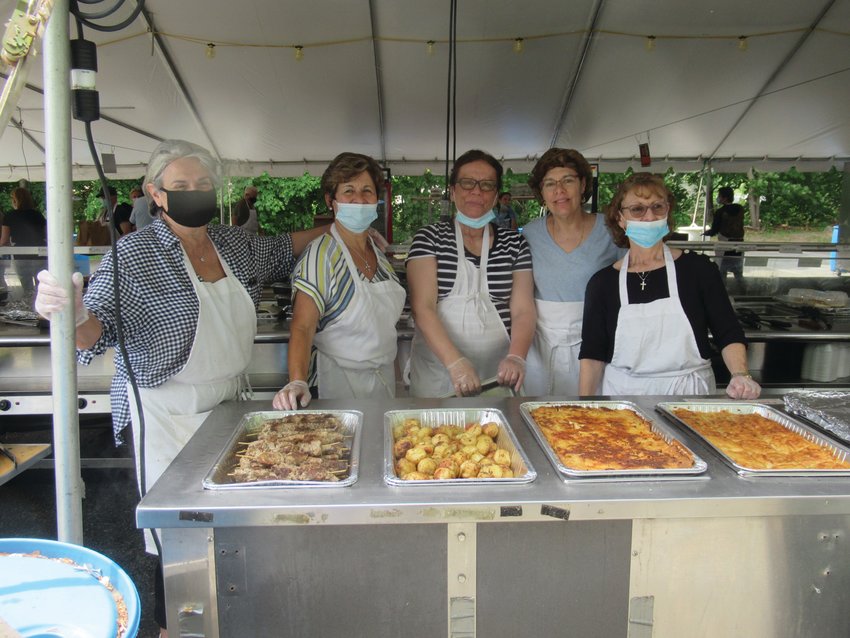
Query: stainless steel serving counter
138,395,850,638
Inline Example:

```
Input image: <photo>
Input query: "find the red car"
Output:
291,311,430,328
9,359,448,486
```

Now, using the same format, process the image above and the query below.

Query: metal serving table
138,395,850,638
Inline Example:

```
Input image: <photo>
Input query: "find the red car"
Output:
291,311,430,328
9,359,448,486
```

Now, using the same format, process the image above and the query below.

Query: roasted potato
482,422,500,439
417,457,437,475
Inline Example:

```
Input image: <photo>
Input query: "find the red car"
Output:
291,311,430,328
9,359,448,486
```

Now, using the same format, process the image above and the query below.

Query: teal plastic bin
0,537,141,637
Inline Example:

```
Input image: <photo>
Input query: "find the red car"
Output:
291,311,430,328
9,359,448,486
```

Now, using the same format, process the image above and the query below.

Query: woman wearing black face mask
33,139,328,636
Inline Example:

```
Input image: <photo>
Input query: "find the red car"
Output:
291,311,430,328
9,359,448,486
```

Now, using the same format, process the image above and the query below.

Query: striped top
292,233,400,384
406,221,533,331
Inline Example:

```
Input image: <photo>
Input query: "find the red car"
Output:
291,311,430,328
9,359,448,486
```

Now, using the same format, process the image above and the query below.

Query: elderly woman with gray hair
33,138,327,635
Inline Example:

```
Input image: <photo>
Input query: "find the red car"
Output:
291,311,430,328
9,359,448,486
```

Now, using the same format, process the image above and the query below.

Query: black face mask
160,188,217,228
247,197,257,206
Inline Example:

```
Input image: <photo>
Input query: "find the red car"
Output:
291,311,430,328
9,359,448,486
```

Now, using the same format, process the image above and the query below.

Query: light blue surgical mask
625,217,669,248
456,209,496,229
335,202,378,233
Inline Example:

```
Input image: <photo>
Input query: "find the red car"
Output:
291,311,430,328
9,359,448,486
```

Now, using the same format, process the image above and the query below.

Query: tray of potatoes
384,408,536,486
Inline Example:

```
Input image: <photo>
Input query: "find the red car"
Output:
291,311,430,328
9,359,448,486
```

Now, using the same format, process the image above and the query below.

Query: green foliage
225,173,323,234
746,167,842,228
0,166,841,241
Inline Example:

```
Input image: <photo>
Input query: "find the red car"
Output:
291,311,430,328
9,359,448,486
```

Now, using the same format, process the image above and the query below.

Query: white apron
409,222,510,397
312,226,406,399
602,244,715,396
130,247,256,553
524,299,584,396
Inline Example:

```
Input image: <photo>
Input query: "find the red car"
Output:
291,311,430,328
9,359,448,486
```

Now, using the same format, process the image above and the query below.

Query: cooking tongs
0,443,17,469
735,308,792,331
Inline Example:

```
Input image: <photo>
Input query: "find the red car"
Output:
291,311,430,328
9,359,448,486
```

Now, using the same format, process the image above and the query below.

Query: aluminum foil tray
203,410,362,489
384,408,536,486
656,402,850,477
783,391,850,445
520,401,707,480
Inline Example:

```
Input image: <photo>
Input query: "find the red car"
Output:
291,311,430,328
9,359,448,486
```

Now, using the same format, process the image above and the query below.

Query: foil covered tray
203,410,362,489
656,402,850,477
520,401,707,480
384,408,536,486
783,391,850,445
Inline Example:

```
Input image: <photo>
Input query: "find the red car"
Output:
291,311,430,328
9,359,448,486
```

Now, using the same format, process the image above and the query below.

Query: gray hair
144,139,220,210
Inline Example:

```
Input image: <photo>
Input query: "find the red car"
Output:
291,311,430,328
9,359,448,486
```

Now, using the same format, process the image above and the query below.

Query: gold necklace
347,242,373,274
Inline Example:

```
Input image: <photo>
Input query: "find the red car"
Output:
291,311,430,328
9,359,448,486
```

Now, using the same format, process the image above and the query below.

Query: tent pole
44,0,84,544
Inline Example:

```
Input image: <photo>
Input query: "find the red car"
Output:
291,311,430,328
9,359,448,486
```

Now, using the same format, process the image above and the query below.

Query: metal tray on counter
520,401,708,481
656,402,850,477
203,410,362,489
384,408,536,486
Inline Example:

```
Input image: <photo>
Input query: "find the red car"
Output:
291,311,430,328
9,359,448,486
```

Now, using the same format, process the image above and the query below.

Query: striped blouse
406,221,532,331
291,233,400,383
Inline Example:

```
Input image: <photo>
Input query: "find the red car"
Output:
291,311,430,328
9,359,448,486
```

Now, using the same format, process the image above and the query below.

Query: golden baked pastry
530,405,694,471
671,408,850,470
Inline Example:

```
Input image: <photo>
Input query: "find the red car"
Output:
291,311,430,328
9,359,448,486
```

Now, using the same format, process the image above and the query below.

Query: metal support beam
44,0,84,545
140,7,220,160
367,0,387,165
708,0,839,160
548,0,607,148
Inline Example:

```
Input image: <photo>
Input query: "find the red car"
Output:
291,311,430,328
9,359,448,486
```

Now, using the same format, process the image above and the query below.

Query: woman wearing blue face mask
406,149,536,397
274,152,405,409
34,139,329,634
578,173,760,399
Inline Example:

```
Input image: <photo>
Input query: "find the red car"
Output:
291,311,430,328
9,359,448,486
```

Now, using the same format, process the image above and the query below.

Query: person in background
33,139,328,637
104,186,133,236
704,185,745,284
522,148,624,396
231,185,260,235
128,185,155,230
274,152,405,409
578,173,760,399
494,191,518,230
406,149,536,397
1,186,47,297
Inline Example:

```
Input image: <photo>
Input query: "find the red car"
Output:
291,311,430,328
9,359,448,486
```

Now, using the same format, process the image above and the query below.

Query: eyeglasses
456,178,498,192
541,175,580,192
619,201,669,219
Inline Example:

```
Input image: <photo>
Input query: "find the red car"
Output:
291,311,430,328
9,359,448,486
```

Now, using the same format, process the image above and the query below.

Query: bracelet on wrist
731,371,752,379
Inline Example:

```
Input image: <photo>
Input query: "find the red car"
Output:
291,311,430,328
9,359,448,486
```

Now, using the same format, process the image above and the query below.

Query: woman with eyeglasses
521,148,624,396
406,149,536,397
578,172,760,399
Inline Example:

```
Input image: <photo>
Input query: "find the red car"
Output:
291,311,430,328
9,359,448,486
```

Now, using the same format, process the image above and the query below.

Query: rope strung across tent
92,25,850,57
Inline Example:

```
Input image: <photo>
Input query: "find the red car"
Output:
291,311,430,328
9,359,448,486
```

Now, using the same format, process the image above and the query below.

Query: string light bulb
426,40,435,56
513,38,524,54
205,43,215,59
645,35,656,52
294,45,304,61
738,36,748,51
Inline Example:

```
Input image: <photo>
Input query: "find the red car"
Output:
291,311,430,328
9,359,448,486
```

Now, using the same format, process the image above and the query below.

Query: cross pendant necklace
637,271,649,291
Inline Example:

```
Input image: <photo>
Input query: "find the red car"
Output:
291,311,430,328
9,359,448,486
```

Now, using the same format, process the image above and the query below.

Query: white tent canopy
1,0,849,182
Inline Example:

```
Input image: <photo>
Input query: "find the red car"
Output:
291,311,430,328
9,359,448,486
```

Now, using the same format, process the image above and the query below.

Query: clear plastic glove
447,357,481,397
497,354,526,392
367,227,390,253
726,374,761,400
35,270,88,326
273,380,311,410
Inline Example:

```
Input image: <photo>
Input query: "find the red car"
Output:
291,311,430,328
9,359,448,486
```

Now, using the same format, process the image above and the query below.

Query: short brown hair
604,173,676,248
528,148,593,204
321,152,385,208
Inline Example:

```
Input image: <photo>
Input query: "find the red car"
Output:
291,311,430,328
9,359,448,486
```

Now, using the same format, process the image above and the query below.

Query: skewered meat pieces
229,413,351,483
